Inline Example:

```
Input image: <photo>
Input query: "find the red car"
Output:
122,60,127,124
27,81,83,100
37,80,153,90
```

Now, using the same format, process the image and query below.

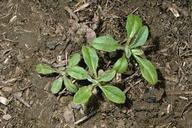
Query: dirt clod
63,106,75,127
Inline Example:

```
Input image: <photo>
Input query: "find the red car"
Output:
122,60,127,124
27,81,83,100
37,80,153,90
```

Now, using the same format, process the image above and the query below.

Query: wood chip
1,87,13,92
167,104,172,114
168,4,180,17
2,78,17,84
179,96,188,100
0,96,9,105
9,15,17,23
3,114,12,120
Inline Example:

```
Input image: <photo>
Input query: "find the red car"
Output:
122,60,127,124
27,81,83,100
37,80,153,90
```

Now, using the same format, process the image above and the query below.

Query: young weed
35,14,158,107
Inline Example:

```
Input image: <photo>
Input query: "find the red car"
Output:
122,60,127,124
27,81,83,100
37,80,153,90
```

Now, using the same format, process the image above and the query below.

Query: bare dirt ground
0,0,192,128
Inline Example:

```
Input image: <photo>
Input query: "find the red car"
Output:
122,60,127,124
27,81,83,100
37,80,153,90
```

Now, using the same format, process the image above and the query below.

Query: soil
0,0,192,128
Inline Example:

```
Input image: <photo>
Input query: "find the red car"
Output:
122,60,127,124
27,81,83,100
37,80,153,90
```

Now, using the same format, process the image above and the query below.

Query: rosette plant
35,14,158,106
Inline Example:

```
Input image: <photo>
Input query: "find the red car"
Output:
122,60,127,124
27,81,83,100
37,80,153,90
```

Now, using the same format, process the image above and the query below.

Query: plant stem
87,75,98,85
126,37,131,46
117,46,124,50
58,70,66,76
93,71,97,79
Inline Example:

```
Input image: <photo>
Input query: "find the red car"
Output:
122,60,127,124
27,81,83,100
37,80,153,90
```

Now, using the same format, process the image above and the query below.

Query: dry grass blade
74,3,90,13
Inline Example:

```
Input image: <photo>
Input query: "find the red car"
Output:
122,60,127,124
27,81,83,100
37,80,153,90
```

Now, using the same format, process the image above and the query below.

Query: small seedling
73,46,126,104
35,53,87,94
91,14,158,85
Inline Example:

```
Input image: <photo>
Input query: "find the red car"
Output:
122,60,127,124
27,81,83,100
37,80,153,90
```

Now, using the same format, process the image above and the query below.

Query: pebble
3,114,12,120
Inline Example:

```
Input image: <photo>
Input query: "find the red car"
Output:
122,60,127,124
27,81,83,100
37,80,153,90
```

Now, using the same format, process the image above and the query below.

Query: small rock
3,114,12,120
46,40,58,50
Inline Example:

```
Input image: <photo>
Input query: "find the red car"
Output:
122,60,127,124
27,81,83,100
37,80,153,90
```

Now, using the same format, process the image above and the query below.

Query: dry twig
74,111,97,125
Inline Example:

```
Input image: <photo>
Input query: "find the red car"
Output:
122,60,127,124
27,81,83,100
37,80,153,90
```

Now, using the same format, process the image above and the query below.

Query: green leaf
51,77,63,94
126,14,142,39
130,26,149,48
63,76,78,93
91,35,118,52
97,70,116,82
131,49,144,56
68,53,81,67
100,85,126,104
113,55,128,73
66,66,88,80
35,64,56,75
73,86,93,104
125,46,131,59
134,55,158,85
82,46,98,77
